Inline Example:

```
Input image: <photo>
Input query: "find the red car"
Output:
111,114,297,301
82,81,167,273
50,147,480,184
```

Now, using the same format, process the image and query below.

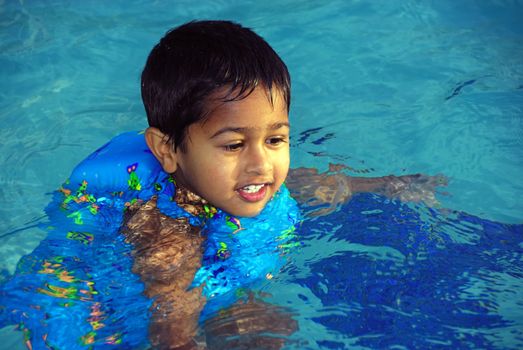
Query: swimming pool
1,0,522,349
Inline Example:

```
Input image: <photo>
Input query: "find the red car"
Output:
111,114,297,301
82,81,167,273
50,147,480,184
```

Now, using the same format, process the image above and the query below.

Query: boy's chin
230,209,263,218
226,203,266,218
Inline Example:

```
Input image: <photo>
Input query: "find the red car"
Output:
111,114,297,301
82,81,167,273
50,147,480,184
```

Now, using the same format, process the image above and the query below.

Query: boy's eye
266,137,287,146
223,142,243,151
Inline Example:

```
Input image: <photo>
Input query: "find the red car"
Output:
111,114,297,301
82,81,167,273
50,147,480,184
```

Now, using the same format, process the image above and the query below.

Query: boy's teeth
241,184,264,193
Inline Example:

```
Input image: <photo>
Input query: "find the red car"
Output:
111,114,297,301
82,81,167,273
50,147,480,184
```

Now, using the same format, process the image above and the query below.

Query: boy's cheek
281,151,291,175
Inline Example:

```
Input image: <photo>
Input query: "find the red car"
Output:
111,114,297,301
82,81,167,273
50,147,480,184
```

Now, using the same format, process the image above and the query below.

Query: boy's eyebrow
210,122,290,139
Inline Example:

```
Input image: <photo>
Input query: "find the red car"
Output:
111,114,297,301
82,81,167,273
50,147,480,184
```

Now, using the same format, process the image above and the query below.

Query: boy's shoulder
121,196,204,278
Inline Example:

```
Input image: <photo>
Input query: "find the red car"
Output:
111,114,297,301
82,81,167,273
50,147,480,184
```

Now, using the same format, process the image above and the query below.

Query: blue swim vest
0,131,300,349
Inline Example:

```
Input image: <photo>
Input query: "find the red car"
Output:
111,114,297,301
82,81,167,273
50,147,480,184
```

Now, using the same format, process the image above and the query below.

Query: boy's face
173,87,290,217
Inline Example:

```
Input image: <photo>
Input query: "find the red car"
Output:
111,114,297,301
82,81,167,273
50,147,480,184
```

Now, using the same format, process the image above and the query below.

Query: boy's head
141,20,290,152
142,21,292,217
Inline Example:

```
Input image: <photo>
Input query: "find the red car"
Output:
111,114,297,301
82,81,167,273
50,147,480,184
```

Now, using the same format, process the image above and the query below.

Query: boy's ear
144,127,178,173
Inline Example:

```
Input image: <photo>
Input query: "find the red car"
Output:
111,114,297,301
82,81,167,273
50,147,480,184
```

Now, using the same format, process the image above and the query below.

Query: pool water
1,0,522,349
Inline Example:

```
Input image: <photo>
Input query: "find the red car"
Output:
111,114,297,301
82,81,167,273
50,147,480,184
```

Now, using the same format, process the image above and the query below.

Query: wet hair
141,20,291,151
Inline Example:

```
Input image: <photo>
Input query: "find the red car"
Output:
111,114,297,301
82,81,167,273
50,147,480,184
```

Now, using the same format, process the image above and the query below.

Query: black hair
141,20,291,151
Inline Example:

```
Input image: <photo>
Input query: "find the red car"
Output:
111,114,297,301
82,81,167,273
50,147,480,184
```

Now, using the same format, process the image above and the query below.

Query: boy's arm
204,296,297,349
122,197,206,349
286,164,447,216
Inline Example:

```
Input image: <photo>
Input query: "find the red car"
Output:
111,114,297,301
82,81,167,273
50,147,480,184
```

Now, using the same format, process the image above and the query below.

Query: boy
125,20,444,349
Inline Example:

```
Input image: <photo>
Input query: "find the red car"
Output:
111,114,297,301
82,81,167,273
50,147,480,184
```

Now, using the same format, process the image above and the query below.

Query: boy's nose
245,146,272,176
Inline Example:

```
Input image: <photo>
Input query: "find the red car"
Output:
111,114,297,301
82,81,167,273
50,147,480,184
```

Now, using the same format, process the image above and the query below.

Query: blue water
1,0,522,349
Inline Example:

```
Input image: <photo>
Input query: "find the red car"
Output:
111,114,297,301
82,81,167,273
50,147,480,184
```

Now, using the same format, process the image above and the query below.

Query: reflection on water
275,193,523,349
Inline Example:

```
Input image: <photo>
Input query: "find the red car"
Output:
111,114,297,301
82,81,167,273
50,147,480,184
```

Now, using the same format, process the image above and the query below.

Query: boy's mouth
236,183,269,202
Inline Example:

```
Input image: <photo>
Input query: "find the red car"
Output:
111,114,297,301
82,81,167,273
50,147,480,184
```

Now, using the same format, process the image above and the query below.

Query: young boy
125,20,444,349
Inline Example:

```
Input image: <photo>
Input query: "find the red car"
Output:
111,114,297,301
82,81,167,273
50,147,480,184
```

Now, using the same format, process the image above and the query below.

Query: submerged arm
204,296,297,349
122,197,206,349
286,164,447,216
